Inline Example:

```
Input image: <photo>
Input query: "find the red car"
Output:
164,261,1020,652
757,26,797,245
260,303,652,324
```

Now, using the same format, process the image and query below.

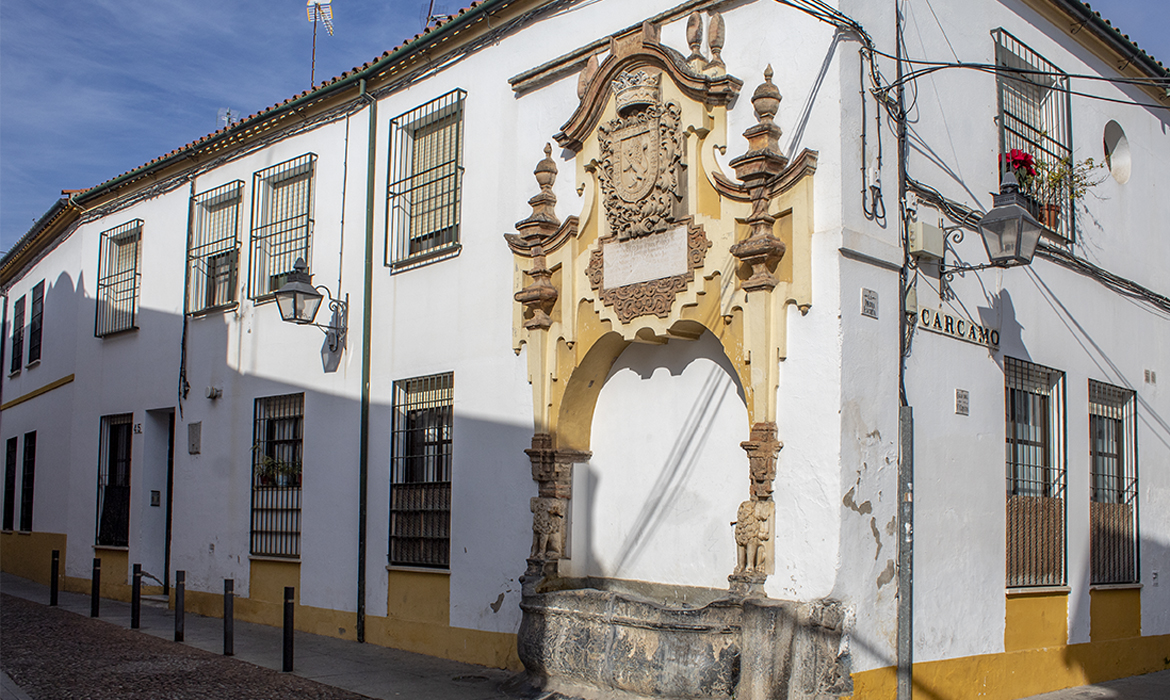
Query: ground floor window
97,414,133,547
1004,357,1066,587
1089,380,1138,584
19,432,35,532
3,437,17,530
251,393,303,557
389,372,453,569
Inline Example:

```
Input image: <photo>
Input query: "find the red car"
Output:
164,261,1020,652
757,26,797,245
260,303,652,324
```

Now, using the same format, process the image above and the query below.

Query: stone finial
729,68,788,292
752,65,782,127
578,53,599,101
704,13,726,77
685,11,707,74
514,146,561,329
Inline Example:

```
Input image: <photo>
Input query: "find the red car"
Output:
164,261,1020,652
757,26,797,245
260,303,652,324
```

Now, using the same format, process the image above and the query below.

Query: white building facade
2,1,1167,698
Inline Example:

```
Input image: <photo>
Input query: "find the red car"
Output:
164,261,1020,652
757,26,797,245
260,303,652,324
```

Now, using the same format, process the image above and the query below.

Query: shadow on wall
1,270,537,645
572,331,750,588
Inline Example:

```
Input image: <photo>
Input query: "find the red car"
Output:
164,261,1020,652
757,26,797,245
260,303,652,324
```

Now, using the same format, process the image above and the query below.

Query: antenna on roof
307,0,335,88
422,0,451,31
216,108,237,129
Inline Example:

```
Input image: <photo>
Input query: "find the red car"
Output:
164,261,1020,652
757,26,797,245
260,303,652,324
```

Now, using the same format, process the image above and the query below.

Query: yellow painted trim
850,633,1170,699
0,374,75,411
1005,590,1068,651
1090,587,1141,642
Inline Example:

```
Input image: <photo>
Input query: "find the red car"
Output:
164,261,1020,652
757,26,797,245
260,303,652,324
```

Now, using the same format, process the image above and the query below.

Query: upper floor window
250,154,316,298
993,28,1073,241
386,90,465,269
95,220,143,337
188,181,244,313
1088,380,1138,584
1004,356,1066,588
9,295,24,372
27,282,43,364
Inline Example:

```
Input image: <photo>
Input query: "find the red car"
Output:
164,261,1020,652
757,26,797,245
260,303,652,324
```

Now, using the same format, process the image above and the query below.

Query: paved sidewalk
1018,670,1170,699
0,572,514,700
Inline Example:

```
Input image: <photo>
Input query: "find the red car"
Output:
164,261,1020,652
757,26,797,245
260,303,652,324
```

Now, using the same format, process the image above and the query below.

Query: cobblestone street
1,594,370,700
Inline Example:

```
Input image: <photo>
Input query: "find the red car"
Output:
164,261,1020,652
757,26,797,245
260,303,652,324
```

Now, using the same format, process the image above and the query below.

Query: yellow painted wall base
850,633,1170,700
0,531,66,585
1090,588,1141,642
1005,591,1068,651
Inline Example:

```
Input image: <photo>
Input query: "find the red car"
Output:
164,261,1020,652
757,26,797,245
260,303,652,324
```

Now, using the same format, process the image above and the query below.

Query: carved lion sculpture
733,499,774,573
530,497,567,560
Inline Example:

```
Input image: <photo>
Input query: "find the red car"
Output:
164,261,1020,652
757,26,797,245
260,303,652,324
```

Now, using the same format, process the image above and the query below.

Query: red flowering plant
999,148,1037,195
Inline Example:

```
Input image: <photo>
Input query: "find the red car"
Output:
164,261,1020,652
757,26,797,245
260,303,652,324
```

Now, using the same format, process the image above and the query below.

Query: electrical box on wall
910,220,945,261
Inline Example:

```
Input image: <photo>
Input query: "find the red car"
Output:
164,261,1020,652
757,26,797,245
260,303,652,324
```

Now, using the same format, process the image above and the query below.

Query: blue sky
1,0,1167,254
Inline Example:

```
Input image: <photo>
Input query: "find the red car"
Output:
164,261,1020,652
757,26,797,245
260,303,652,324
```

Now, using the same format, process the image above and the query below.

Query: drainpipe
895,2,914,698
355,78,377,644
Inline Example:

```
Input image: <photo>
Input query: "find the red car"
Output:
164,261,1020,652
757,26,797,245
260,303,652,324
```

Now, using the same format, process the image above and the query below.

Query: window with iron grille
95,220,143,336
251,393,303,557
27,282,43,364
9,295,23,372
390,372,453,568
19,432,35,532
1089,380,1138,584
188,181,244,313
386,90,465,269
993,28,1074,242
97,414,133,547
250,155,316,298
3,437,16,531
1005,357,1066,587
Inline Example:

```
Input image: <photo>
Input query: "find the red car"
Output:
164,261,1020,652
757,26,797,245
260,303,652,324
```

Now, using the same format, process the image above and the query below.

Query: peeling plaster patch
870,517,882,560
490,592,506,613
876,559,895,589
885,516,896,536
842,487,872,515
867,429,881,440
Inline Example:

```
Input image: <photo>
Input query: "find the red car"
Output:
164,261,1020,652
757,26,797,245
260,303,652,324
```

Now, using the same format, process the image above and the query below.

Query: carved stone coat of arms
598,71,685,240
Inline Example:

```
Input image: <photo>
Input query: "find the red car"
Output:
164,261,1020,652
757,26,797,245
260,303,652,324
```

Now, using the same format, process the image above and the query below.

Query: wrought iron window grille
251,393,304,558
1004,357,1067,588
250,154,316,299
386,90,465,270
19,432,35,532
3,437,16,531
95,220,143,337
1088,380,1138,584
96,414,133,547
389,372,453,569
9,295,24,372
27,282,43,364
993,28,1074,243
187,181,244,314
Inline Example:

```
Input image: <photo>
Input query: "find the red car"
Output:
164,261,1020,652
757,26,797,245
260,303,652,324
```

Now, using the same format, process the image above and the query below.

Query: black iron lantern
274,258,324,325
977,172,1044,267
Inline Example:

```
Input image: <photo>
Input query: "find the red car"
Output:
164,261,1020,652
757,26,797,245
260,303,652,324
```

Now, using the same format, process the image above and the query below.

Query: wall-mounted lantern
939,172,1044,297
976,172,1044,267
274,258,347,352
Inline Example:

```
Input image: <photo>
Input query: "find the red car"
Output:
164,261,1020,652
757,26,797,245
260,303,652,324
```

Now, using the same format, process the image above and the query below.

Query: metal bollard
174,570,185,642
49,550,59,606
282,586,295,672
223,579,234,656
90,558,101,617
131,564,142,629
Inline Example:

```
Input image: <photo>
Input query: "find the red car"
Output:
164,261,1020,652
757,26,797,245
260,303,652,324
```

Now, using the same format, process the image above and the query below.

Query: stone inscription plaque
603,226,688,288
